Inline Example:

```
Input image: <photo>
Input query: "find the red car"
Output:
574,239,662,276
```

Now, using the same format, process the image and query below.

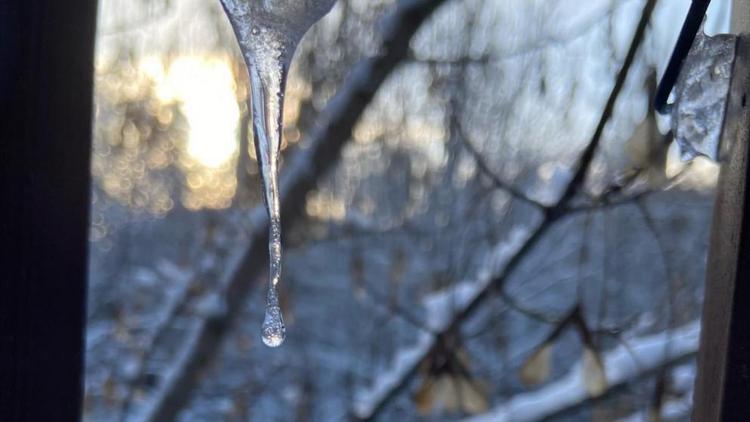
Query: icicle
220,0,336,348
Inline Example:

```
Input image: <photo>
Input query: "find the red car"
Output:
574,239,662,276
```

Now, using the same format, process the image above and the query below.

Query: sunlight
148,56,240,168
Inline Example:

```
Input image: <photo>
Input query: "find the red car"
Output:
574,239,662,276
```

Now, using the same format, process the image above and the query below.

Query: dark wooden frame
693,3,750,419
0,1,97,421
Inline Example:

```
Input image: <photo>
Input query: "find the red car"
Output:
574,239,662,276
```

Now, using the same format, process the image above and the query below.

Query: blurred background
85,0,731,420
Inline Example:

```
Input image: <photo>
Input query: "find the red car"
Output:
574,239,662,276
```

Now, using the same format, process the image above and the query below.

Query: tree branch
553,0,658,210
463,321,699,422
457,121,548,210
352,0,658,418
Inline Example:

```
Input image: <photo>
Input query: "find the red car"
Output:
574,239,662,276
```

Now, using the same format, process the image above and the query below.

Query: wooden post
0,1,97,421
693,3,750,419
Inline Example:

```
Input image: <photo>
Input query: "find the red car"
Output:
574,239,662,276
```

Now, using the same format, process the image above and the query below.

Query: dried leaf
625,80,669,188
416,375,476,414
414,377,434,415
648,408,662,422
520,342,553,386
435,376,460,412
457,378,489,415
582,347,607,397
415,341,487,415
455,346,473,368
103,376,119,406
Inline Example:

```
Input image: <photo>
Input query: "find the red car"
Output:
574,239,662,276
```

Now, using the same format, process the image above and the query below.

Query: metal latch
655,0,740,162
670,30,737,161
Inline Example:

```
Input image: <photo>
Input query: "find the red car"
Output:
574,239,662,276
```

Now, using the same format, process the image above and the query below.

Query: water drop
220,0,336,347
261,282,285,347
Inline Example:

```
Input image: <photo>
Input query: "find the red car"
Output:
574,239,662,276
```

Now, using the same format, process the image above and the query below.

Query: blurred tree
83,0,730,421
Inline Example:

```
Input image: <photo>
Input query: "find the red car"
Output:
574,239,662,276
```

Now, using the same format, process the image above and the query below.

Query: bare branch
407,4,620,66
463,321,699,422
553,0,658,210
457,121,549,210
566,162,693,214
118,262,195,422
352,1,658,418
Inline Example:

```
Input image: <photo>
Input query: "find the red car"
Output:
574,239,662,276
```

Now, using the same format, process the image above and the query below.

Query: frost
671,29,736,161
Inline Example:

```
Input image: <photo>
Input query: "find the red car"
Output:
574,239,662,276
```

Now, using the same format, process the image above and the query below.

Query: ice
261,271,285,347
220,0,336,347
671,29,736,162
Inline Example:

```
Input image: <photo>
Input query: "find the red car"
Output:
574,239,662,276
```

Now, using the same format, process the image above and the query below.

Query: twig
496,289,561,324
352,1,658,418
458,123,548,210
462,321,700,422
408,1,632,66
565,162,694,214
117,262,194,422
552,0,659,213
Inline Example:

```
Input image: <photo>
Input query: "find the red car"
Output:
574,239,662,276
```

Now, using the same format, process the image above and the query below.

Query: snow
616,397,693,422
192,292,228,319
463,321,700,422
136,318,206,422
615,363,695,422
352,330,434,418
423,227,534,331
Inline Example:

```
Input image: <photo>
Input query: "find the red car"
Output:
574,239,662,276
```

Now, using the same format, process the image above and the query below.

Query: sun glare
145,56,240,168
